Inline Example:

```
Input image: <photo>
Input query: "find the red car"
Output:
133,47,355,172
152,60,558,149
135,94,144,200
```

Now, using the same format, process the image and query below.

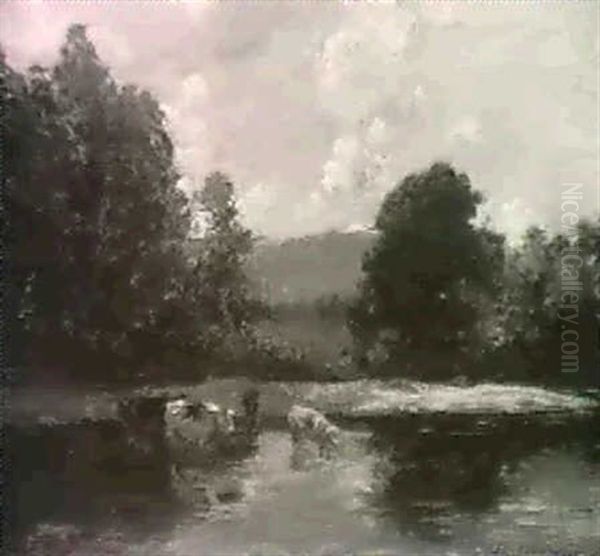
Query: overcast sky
1,1,598,240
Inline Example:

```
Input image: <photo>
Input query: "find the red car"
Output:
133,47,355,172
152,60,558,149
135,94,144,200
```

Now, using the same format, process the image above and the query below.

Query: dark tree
3,25,203,382
191,172,265,358
486,221,600,387
349,162,504,379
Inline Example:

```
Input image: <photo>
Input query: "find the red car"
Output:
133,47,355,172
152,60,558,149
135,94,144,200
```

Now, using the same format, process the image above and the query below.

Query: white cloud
89,25,134,73
315,5,417,120
321,135,360,194
450,116,483,145
344,222,374,234
1,1,597,239
309,2,598,238
476,197,540,246
161,72,213,192
320,119,393,198
180,73,210,108
237,182,278,233
366,116,388,146
313,114,396,233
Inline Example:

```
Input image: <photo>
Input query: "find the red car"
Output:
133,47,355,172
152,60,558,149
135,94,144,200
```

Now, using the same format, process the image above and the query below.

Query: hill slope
246,230,376,304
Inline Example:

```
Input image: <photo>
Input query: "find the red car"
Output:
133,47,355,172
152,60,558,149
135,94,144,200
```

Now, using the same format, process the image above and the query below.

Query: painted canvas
2,1,599,555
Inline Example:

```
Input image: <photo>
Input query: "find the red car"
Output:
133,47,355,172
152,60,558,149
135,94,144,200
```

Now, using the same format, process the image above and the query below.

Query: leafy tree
191,172,265,358
486,221,599,387
3,25,202,381
349,162,504,379
575,219,600,387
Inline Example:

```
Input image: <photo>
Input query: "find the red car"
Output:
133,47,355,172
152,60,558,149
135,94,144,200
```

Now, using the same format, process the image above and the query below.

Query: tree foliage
191,171,266,356
485,221,600,387
348,160,598,387
3,26,596,388
348,162,505,379
3,25,202,381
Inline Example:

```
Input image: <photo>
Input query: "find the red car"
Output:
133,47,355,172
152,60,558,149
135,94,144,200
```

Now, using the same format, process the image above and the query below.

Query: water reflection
364,411,600,542
9,406,600,554
7,418,176,548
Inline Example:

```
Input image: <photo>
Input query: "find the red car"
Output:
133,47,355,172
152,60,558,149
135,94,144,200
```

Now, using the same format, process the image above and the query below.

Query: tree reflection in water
9,403,600,554
364,410,599,540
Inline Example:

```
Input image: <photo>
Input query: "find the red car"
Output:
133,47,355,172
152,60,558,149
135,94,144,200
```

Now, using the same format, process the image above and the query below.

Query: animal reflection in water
116,396,341,508
287,405,340,470
116,389,259,509
165,388,259,461
165,389,259,507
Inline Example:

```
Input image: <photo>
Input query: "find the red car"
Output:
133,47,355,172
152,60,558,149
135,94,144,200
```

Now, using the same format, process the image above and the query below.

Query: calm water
9,382,600,555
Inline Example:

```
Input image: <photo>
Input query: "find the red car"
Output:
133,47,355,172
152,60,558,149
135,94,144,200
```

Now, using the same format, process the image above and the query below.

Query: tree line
3,26,598,387
348,163,599,388
2,26,278,384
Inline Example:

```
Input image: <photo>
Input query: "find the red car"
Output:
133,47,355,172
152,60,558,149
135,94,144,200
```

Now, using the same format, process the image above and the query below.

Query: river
8,380,600,555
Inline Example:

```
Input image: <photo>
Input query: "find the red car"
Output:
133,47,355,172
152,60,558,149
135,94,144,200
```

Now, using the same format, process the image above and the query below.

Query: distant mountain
246,230,377,304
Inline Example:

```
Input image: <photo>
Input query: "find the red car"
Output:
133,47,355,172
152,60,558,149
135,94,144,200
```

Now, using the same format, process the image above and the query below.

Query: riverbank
8,378,599,428
9,390,600,556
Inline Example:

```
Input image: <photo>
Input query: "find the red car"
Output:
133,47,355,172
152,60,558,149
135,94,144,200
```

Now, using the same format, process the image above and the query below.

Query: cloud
450,116,483,145
161,72,213,190
309,2,598,239
476,197,540,246
321,135,360,194
180,73,210,107
237,182,279,235
321,119,393,197
315,4,417,121
1,1,597,239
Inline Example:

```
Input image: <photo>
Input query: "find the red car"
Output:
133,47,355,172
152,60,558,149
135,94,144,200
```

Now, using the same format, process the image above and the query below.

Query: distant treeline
3,26,598,388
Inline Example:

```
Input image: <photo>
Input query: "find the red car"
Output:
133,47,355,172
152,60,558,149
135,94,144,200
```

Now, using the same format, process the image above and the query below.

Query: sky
1,0,598,240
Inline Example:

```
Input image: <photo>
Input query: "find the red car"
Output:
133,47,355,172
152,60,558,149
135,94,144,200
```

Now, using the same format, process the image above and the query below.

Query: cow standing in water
287,405,340,462
164,389,260,462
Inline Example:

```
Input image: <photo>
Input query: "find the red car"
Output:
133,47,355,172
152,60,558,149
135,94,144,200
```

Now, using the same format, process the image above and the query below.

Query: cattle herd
115,388,261,465
11,389,339,497
9,387,344,545
116,389,339,467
